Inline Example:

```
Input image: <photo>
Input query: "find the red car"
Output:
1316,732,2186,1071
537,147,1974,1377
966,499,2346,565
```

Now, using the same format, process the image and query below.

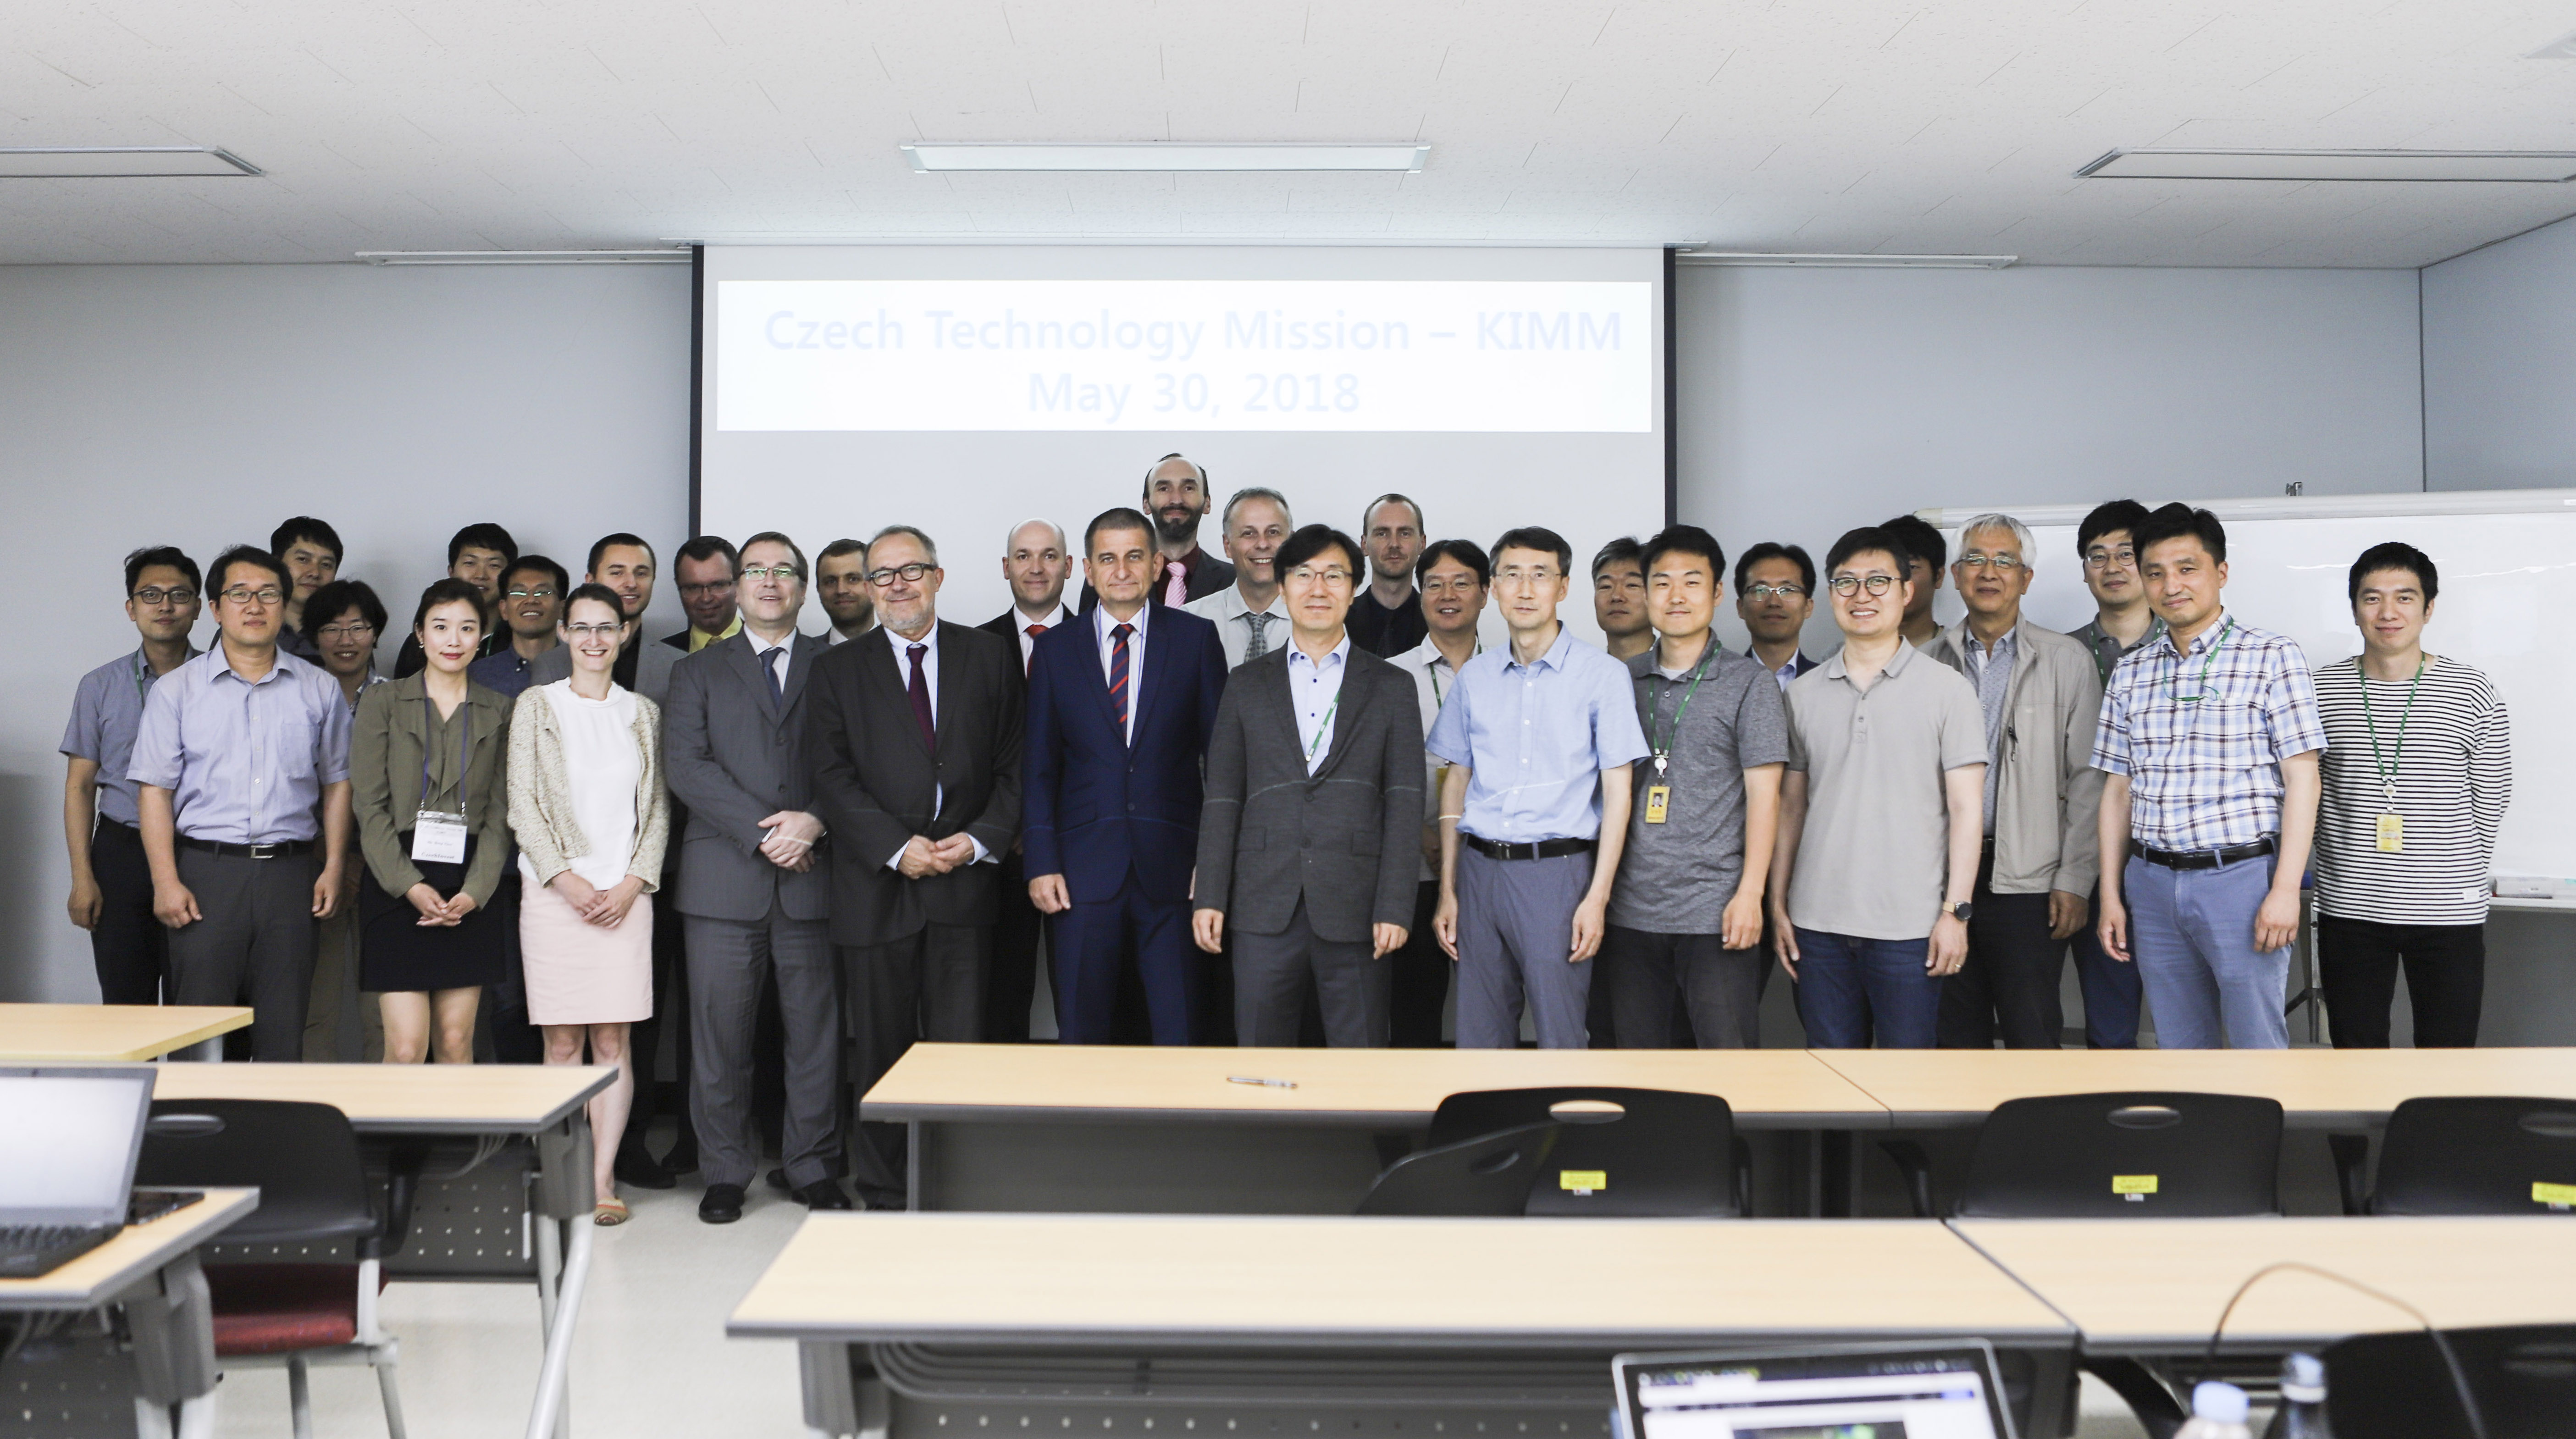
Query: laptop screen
1617,1344,2011,1439
0,1068,156,1225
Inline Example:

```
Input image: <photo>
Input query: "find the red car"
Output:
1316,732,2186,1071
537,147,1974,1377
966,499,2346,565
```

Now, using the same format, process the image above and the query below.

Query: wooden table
0,1003,250,1062
731,1212,2078,1439
1957,1216,2576,1356
0,1188,258,1439
1813,1047,2576,1129
863,1043,1891,1212
152,1064,614,1439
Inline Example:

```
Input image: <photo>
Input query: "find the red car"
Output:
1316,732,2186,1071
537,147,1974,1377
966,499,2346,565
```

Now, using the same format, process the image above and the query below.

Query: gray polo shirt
1784,640,1987,941
1609,642,1790,934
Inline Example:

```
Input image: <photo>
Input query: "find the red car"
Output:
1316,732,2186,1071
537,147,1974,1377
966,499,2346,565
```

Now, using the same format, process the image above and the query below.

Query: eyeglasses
1492,566,1561,588
1956,553,2024,572
1742,583,1806,600
1287,567,1352,587
564,622,625,640
131,587,197,607
865,563,935,586
504,586,558,600
1827,574,1901,597
2084,548,2138,570
218,587,286,607
316,622,376,642
677,581,736,599
739,564,802,582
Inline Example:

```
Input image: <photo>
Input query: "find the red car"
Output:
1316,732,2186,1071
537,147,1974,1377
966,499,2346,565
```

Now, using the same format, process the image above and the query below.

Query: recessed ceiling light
901,142,1429,173
2077,148,2576,182
1675,251,2018,269
0,146,262,178
355,249,692,265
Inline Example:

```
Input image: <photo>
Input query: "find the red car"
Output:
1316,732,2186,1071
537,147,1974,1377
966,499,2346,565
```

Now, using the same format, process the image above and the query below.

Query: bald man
1079,454,1238,610
980,518,1077,1038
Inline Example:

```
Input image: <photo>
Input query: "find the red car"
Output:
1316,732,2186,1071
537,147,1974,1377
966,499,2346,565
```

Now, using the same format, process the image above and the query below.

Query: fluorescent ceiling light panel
2078,148,2576,182
356,249,691,265
902,142,1429,173
0,146,262,178
1676,251,2018,269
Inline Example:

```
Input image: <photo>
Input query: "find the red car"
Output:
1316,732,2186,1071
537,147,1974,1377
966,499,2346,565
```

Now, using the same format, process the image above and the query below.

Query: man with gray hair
1185,487,1296,669
1349,493,1429,657
1922,512,2106,1049
978,517,1075,1040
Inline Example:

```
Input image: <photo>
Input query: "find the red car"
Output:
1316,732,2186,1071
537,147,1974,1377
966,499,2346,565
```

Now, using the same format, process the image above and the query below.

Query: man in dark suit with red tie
978,518,1078,1041
1024,507,1229,1044
807,525,1022,1207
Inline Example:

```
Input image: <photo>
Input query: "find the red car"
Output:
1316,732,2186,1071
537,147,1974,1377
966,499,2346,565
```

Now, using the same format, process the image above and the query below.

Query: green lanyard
1426,643,1480,708
2173,617,2235,703
1649,643,1718,778
1304,690,1341,763
2355,655,2426,810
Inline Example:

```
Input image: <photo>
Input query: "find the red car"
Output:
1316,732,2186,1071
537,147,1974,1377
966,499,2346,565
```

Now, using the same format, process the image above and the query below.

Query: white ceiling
9,0,2576,266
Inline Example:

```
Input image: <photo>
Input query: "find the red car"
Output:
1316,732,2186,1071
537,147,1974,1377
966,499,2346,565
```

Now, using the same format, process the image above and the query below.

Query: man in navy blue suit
1023,507,1229,1044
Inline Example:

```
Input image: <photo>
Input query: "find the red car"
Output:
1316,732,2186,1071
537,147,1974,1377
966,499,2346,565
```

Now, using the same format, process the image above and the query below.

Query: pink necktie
1162,560,1187,608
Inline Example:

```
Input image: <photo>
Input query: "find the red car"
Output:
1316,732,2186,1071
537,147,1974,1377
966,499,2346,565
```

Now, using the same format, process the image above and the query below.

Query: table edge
0,1188,258,1310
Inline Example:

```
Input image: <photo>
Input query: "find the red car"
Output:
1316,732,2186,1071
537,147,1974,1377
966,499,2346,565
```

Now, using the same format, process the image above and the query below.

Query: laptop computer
0,1065,159,1278
1614,1341,2017,1439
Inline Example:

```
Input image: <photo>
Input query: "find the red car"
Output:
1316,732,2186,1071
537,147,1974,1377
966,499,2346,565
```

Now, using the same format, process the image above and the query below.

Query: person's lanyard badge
411,698,472,865
2357,656,2425,853
1643,648,1713,825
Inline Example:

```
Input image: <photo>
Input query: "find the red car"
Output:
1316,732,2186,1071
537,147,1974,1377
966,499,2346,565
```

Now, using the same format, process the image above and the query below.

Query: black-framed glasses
1742,582,1805,600
2084,548,2138,570
218,587,286,607
1826,574,1900,597
131,587,197,607
864,563,935,586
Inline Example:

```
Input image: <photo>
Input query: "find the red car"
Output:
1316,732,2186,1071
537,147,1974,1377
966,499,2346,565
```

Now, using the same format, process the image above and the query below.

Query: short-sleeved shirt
1425,624,1651,844
1390,637,1477,881
2312,655,2510,925
2071,613,2166,688
61,645,197,827
1784,641,1988,940
127,646,354,845
1609,642,1791,934
2090,610,2326,852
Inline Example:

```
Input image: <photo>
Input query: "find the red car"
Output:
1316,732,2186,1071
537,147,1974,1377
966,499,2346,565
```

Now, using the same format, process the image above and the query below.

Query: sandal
593,1197,630,1227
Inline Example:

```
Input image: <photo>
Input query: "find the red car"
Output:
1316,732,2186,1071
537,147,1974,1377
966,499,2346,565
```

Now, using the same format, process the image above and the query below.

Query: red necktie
906,643,935,753
1024,622,1046,675
1161,560,1187,608
1109,623,1134,737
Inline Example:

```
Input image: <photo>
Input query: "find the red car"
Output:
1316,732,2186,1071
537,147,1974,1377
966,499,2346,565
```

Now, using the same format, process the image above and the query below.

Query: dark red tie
1024,622,1046,675
907,643,935,753
1109,623,1134,737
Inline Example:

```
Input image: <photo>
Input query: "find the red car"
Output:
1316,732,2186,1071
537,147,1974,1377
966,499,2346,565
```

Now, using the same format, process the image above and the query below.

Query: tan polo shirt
1784,639,1988,941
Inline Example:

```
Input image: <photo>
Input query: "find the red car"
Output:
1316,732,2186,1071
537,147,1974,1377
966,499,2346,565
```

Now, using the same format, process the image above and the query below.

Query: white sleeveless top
522,680,641,889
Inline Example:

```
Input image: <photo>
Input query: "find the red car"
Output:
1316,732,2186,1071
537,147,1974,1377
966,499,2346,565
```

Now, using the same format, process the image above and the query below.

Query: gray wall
1,262,691,1001
2423,212,2576,492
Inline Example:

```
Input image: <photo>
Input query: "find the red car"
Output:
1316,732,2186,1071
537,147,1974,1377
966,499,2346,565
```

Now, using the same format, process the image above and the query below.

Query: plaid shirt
2090,610,2325,852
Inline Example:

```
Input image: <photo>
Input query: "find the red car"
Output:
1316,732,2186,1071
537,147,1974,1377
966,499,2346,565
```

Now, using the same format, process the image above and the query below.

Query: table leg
799,1341,861,1439
525,1216,593,1439
526,1113,595,1439
181,1036,225,1062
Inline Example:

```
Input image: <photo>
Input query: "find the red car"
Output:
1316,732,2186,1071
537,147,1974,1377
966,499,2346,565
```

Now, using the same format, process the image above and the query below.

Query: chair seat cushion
206,1263,360,1354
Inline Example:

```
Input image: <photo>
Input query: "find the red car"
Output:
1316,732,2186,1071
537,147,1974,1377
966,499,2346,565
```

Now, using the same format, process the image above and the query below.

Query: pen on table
1227,1075,1297,1089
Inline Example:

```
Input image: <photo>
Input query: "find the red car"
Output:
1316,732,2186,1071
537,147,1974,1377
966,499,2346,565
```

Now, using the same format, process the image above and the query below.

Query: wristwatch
1942,900,1975,923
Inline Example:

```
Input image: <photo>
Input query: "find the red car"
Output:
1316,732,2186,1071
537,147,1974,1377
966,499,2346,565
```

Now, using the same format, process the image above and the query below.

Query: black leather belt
2134,837,2275,871
178,836,315,860
1463,835,1595,862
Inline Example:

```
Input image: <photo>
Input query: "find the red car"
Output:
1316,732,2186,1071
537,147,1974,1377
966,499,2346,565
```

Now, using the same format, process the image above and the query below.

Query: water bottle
2266,1354,2332,1439
2175,1380,2253,1439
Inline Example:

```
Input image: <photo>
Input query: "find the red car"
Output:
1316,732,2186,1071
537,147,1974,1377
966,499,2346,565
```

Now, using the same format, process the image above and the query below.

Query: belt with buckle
1462,835,1595,862
2133,837,2275,871
178,836,316,860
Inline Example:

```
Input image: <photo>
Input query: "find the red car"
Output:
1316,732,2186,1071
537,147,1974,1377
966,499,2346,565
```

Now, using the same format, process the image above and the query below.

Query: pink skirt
519,872,654,1026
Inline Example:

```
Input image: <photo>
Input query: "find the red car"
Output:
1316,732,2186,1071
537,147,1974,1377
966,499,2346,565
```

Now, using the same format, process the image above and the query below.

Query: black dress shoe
698,1183,746,1224
793,1180,855,1211
856,1186,907,1211
765,1167,792,1193
661,1133,701,1174
614,1148,678,1190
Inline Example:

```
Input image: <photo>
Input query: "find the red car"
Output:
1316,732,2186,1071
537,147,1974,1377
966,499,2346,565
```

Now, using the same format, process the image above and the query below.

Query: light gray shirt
1391,637,1477,882
1609,642,1791,935
1185,585,1290,668
1960,625,2018,833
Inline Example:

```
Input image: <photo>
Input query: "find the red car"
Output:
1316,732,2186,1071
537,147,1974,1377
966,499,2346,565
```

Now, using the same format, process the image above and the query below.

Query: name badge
2376,813,2404,853
1643,785,1671,825
412,810,469,864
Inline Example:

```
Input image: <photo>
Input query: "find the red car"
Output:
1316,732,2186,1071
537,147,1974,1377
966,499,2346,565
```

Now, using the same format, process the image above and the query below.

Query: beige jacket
505,682,669,891
1923,618,2106,896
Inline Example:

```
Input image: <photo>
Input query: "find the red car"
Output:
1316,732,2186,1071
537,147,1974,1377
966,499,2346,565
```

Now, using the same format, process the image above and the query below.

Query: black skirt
359,834,514,992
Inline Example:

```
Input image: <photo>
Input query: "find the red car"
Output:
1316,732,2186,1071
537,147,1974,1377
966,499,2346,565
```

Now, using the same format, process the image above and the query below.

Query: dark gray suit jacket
660,630,833,924
1194,642,1423,943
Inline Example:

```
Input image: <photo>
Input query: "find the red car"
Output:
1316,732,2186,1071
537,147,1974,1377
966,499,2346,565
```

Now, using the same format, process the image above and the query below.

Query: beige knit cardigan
505,682,670,891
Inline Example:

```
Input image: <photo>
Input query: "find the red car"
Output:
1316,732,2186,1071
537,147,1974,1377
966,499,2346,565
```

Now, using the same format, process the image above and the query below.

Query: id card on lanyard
411,697,471,865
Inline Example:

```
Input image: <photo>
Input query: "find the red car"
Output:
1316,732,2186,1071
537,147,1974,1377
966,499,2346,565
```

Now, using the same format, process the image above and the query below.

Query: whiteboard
1922,490,2575,886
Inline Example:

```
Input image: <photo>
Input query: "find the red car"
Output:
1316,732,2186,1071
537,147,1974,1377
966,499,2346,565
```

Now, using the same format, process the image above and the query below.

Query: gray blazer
660,630,833,924
531,633,678,705
1194,644,1423,943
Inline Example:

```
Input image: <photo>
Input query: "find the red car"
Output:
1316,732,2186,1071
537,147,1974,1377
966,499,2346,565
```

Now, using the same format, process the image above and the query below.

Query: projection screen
697,245,1668,636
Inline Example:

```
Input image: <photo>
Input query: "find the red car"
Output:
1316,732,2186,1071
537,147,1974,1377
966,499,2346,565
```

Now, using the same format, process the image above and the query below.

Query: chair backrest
135,1099,380,1245
1954,1091,2283,1218
1425,1087,1739,1218
2327,1323,2576,1439
1354,1123,1561,1217
2371,1096,2576,1216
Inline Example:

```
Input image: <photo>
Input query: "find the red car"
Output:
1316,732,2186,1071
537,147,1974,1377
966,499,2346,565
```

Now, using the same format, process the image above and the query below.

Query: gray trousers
2124,853,2292,1049
686,907,840,1190
167,847,320,1062
1453,847,1595,1049
842,924,987,1201
1603,926,1762,1048
1233,898,1388,1047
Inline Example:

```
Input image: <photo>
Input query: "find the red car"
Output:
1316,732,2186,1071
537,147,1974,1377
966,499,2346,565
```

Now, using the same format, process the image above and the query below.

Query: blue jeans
2072,886,2144,1049
1791,929,1941,1049
2122,854,2291,1050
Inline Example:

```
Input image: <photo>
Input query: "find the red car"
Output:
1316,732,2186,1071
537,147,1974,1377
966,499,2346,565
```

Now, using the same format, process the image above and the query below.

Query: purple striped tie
1109,623,1134,737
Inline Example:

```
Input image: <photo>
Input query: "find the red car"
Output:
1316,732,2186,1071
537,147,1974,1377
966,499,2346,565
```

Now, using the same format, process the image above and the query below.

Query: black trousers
841,923,988,1202
1388,881,1451,1047
486,871,546,1063
622,885,696,1158
1603,926,1760,1048
985,849,1046,1041
2318,916,2485,1048
166,847,318,1062
1936,851,2063,1050
88,818,166,1005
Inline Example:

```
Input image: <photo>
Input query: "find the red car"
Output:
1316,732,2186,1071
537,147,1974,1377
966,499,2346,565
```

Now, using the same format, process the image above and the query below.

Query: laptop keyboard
0,1223,118,1278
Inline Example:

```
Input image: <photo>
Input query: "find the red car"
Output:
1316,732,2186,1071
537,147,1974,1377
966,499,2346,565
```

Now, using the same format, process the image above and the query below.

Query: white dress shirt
1009,602,1077,673
1390,637,1478,881
1185,583,1291,669
881,623,992,869
1093,602,1151,744
1286,635,1352,775
748,627,795,694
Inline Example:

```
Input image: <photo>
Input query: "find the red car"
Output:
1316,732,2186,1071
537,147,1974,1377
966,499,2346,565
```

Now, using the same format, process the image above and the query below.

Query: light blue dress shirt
1423,624,1651,843
1286,636,1351,775
62,644,196,827
127,646,353,844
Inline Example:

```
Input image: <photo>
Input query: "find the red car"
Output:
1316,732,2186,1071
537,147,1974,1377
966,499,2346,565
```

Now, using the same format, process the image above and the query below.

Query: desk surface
863,1044,1891,1128
1957,1217,2576,1353
0,1189,257,1311
0,1004,251,1062
149,1063,615,1134
731,1212,2069,1345
1814,1047,2576,1126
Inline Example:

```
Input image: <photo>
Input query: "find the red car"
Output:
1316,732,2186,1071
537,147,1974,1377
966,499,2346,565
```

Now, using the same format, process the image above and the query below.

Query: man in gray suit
660,532,846,1222
1193,525,1424,1047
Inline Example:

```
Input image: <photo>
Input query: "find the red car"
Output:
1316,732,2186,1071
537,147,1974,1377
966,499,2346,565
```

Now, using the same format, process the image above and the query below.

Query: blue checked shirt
2090,609,2325,852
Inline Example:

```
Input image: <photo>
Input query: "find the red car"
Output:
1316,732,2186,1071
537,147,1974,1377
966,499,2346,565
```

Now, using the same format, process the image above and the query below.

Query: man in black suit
1194,526,1424,1046
978,518,1077,1041
1078,454,1236,610
808,525,1022,1207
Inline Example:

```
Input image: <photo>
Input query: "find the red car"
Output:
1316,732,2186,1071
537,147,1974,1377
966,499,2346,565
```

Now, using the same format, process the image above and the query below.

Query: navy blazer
1021,603,1227,906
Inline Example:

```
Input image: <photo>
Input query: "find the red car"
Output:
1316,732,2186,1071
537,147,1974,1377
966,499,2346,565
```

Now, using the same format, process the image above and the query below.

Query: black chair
1882,1091,2284,1220
2331,1096,2576,1216
136,1099,407,1439
1354,1122,1561,1216
2327,1323,2576,1438
1424,1086,1748,1217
